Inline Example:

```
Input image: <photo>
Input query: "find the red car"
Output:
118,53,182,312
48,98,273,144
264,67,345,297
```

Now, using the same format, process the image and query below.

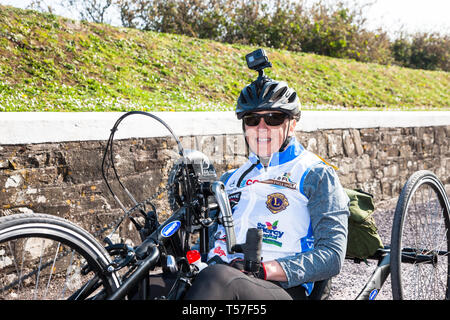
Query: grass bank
0,5,448,112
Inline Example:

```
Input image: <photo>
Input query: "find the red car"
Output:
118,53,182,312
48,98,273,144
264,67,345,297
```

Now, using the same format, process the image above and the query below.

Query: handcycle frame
346,245,447,300
345,248,391,300
103,240,441,300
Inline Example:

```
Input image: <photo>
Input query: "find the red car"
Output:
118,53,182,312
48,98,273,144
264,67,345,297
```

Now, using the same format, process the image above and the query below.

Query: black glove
230,258,267,280
232,228,263,273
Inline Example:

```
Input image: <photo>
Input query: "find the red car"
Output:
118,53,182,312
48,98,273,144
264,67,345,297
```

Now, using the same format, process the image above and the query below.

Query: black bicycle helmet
236,77,301,120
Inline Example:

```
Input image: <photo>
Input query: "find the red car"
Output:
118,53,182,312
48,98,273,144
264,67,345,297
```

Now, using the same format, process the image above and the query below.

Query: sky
1,0,449,37
357,0,450,36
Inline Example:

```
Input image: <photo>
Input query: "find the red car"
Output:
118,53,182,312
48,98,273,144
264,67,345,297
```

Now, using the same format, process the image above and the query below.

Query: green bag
345,188,384,259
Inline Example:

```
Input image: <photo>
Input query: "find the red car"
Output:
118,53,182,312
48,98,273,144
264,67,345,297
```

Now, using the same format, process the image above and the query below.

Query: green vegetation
0,5,448,112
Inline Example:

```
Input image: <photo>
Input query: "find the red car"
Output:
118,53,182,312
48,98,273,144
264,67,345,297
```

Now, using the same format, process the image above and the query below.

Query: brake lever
104,243,136,273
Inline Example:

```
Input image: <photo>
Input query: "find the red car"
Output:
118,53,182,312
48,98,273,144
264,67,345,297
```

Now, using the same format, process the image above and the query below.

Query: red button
186,250,201,264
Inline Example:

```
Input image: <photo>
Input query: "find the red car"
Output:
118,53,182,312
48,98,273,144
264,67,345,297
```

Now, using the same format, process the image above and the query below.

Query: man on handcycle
183,51,350,300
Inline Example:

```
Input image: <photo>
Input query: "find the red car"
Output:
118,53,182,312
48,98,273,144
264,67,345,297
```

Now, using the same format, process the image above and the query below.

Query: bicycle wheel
391,170,450,300
0,213,120,300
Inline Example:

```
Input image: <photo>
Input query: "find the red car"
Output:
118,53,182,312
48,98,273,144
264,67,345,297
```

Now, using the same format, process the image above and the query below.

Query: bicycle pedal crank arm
401,251,439,265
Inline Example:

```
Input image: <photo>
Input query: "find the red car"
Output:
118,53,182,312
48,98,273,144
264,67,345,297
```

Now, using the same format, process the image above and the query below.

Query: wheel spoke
59,249,75,299
44,242,61,299
33,239,46,300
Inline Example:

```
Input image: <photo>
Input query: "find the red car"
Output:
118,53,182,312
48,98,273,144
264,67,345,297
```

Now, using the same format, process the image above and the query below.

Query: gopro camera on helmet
245,49,271,71
246,49,272,79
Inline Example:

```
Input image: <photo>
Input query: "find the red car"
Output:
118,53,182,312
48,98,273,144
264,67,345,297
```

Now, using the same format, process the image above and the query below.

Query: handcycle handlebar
134,180,237,261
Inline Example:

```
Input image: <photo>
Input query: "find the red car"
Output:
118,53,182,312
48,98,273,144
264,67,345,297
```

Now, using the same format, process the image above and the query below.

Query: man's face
244,111,296,158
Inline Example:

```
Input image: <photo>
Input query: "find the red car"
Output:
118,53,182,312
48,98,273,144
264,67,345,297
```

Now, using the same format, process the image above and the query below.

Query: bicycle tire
391,170,450,300
0,213,120,300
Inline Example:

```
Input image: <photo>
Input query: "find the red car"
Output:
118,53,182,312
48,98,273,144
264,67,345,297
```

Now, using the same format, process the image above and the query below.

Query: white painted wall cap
0,111,449,144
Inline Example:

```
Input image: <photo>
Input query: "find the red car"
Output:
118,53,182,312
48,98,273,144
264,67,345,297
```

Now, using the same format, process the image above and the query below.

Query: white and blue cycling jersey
207,137,350,295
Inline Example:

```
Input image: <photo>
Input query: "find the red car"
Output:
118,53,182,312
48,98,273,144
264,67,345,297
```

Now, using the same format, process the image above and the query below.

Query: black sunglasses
243,112,289,127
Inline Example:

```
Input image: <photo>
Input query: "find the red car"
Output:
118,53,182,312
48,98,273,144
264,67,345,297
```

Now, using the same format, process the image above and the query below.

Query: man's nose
257,117,269,129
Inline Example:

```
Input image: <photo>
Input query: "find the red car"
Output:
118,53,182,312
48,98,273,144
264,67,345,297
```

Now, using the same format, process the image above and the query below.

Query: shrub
59,0,450,71
391,32,449,71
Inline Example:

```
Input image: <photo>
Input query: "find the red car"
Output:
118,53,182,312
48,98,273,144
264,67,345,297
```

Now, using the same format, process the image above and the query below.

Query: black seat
308,278,332,300
283,278,332,300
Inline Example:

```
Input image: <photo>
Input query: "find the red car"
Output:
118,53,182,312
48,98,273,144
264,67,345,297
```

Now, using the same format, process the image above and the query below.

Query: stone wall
1,125,449,245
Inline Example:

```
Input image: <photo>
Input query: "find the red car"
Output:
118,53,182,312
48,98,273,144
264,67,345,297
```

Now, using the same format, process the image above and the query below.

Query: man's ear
288,119,297,136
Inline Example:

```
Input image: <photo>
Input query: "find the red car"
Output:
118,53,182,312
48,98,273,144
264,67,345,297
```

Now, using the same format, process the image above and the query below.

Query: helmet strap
278,120,292,152
242,121,250,157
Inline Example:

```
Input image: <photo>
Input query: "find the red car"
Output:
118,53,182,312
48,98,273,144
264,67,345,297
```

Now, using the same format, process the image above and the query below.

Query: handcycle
0,111,448,300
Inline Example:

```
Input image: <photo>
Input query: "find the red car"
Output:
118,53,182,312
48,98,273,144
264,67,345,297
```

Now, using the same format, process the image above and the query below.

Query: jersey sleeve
275,163,350,288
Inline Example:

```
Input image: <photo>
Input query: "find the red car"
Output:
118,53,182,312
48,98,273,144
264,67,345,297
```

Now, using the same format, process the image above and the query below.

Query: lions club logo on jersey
266,193,289,214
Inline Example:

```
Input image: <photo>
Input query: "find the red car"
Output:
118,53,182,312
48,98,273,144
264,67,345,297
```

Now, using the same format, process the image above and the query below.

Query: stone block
326,132,343,158
342,130,355,157
351,129,364,156
305,136,318,154
359,128,378,143
224,134,236,158
338,172,356,188
235,135,247,157
356,169,373,183
383,164,400,177
356,154,371,169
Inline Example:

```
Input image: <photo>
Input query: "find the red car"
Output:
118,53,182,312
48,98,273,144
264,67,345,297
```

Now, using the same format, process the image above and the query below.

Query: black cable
101,111,186,217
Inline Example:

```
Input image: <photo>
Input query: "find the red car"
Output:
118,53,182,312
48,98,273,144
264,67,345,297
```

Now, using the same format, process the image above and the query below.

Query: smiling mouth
257,138,271,143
